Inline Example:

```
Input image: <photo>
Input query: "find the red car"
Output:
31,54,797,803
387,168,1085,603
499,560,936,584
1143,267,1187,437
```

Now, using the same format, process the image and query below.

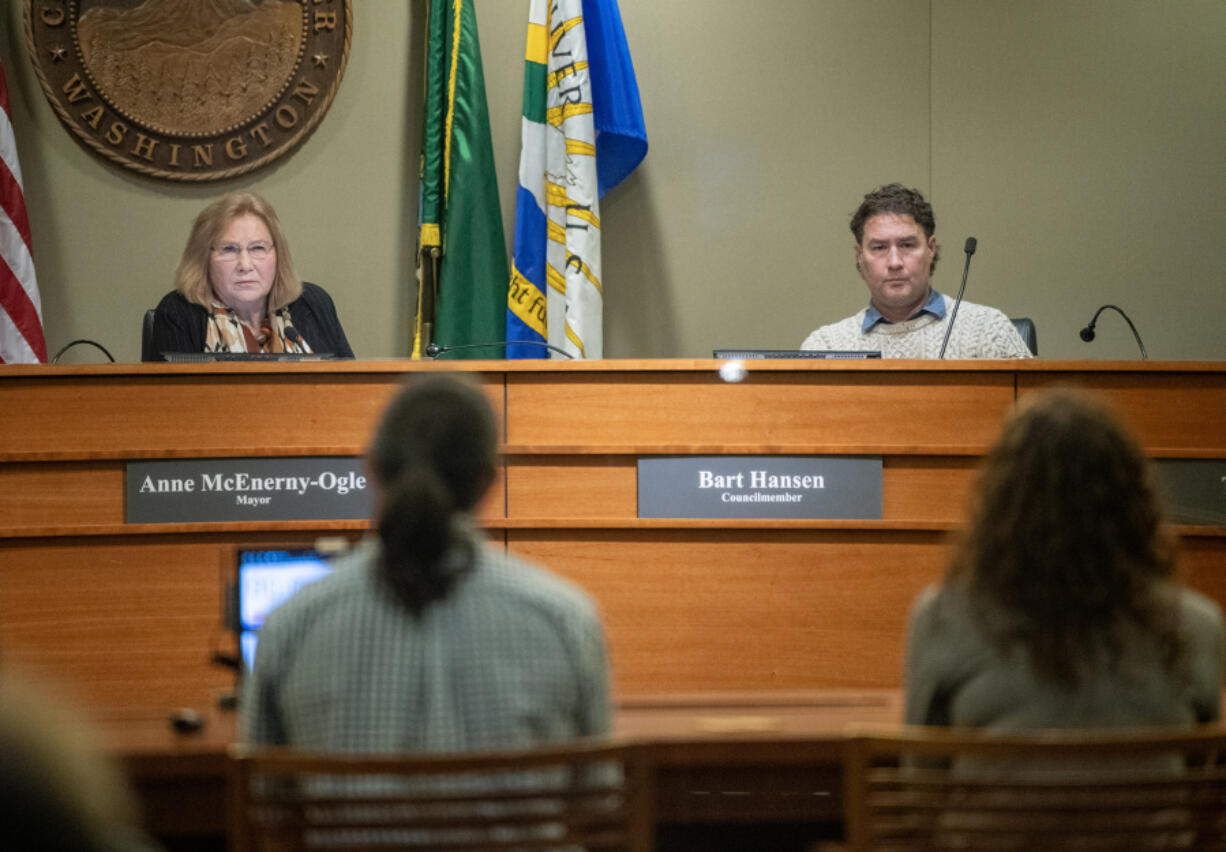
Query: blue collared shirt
862,289,946,332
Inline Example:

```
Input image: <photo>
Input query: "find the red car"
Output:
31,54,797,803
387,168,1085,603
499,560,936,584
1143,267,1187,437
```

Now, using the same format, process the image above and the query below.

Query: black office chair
141,309,158,362
1011,317,1037,356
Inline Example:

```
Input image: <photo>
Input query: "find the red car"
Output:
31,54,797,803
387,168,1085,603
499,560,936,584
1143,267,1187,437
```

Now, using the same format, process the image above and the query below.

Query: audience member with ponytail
240,373,611,752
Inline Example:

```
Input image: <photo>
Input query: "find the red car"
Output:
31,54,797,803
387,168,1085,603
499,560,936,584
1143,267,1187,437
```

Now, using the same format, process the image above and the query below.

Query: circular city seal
24,0,352,182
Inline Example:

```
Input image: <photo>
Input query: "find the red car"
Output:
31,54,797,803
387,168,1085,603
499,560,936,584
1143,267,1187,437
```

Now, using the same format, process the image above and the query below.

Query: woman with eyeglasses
151,191,353,359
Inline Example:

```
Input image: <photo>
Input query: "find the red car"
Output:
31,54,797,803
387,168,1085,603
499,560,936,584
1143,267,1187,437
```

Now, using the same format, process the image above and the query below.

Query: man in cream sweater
801,184,1032,359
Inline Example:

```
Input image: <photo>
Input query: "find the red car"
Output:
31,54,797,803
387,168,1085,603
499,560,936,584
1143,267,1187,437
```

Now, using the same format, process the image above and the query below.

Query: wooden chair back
842,726,1226,851
228,740,653,852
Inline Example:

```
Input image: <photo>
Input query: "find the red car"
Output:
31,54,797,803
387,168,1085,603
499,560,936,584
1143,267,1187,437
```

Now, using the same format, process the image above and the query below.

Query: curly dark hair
850,183,940,274
947,388,1183,686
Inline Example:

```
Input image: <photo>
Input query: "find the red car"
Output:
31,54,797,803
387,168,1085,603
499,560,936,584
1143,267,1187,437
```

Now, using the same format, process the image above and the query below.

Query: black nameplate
126,458,371,523
638,456,883,520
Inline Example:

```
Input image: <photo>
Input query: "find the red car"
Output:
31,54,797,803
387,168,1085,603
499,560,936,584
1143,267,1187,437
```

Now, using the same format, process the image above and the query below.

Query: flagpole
411,246,439,359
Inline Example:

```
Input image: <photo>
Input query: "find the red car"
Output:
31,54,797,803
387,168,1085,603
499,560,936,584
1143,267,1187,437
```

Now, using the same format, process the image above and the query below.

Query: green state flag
413,0,509,359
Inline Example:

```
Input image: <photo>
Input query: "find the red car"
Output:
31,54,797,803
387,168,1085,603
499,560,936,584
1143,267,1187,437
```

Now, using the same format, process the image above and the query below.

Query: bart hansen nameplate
126,458,371,523
638,456,882,520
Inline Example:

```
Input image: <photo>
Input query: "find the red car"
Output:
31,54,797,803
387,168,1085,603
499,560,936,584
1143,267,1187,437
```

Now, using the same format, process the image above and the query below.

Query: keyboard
712,349,881,360
161,352,336,362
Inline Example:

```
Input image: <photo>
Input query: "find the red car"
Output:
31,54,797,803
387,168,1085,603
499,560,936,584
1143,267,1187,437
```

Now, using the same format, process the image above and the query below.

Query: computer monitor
235,547,333,671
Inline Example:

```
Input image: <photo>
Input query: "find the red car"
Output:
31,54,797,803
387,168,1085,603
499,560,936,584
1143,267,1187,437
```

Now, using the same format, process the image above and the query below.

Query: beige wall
2,1,1223,363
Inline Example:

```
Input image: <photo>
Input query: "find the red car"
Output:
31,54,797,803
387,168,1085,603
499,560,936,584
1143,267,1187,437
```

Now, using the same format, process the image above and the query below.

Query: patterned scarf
204,300,313,354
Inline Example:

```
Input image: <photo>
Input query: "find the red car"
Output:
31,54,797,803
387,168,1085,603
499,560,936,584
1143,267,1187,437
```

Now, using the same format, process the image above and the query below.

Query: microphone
284,326,302,349
938,237,977,359
1079,304,1148,359
426,340,575,360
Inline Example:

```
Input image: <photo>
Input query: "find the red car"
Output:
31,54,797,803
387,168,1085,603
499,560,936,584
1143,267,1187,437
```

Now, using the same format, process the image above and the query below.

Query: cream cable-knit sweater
800,296,1033,359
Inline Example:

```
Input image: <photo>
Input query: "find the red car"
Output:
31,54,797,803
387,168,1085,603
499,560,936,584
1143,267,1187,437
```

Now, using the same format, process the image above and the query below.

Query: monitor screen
236,547,333,671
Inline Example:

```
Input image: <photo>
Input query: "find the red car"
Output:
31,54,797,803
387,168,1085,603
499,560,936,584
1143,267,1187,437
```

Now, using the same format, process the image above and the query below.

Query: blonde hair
174,190,302,311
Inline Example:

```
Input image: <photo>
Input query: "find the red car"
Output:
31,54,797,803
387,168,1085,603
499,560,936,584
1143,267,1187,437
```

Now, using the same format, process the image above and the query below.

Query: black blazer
150,282,354,360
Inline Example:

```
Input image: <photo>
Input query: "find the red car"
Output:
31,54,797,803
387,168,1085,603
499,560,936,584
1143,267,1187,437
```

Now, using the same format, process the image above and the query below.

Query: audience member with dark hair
151,190,353,359
0,669,151,852
905,389,1223,729
239,373,610,752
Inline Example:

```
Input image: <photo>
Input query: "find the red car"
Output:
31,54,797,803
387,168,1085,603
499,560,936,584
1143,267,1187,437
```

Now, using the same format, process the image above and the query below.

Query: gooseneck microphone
1079,304,1148,360
425,340,575,360
938,236,977,359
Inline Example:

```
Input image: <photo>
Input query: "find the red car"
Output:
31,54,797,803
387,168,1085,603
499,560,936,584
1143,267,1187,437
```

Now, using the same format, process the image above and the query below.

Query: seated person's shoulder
293,281,355,358
1179,585,1225,637
960,300,1033,358
800,311,865,350
962,300,1011,322
907,582,964,635
910,582,943,616
150,289,207,359
480,547,601,617
298,280,335,305
154,289,194,312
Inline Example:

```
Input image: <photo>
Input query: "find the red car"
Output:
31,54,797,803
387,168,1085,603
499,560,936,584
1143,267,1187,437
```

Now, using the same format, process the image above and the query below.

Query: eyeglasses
212,242,274,262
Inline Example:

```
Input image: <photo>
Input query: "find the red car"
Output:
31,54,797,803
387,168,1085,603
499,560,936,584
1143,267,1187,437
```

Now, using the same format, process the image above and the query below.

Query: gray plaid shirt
239,535,611,752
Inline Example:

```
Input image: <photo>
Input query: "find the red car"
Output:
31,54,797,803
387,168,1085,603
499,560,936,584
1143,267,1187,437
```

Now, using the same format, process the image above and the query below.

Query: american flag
0,59,46,364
